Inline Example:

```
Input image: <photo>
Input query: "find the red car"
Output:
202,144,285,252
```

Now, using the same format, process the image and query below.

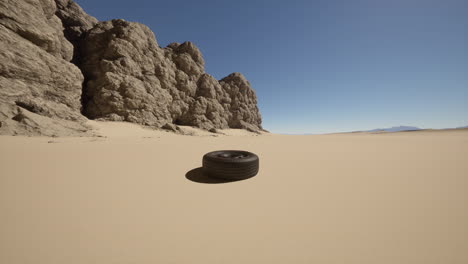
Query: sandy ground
1,122,467,264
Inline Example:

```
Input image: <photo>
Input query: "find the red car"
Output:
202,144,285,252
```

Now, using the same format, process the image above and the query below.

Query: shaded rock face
55,0,98,42
0,0,91,136
0,0,262,136
54,0,98,64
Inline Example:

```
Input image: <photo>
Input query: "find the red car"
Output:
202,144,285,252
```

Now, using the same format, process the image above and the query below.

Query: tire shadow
185,167,248,184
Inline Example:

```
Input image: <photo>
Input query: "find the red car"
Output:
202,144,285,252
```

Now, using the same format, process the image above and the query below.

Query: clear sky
75,0,467,134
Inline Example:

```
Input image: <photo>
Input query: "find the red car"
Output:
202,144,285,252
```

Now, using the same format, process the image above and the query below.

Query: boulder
162,123,179,132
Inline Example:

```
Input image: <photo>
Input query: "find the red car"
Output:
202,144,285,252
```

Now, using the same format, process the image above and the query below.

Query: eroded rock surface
0,0,91,136
80,20,262,131
0,0,263,136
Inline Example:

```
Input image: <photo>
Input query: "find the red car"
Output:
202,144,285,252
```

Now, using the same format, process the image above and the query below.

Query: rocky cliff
0,0,262,136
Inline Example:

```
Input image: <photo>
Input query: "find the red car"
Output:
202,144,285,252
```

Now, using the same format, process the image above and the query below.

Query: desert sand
1,122,467,264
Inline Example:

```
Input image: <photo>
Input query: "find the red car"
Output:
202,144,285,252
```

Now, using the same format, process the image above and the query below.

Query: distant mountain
365,126,422,133
456,125,468,129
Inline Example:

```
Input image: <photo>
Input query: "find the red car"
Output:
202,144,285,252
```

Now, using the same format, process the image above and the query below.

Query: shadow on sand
185,167,250,184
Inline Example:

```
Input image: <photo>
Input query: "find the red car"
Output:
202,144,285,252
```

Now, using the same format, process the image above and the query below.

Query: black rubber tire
202,150,259,180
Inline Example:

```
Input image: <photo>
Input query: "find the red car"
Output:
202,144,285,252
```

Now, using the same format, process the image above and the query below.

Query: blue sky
75,0,467,134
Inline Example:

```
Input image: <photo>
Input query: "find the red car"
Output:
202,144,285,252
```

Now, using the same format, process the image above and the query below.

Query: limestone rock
0,0,263,136
0,0,73,61
0,103,91,137
80,19,263,132
0,0,90,136
80,20,173,127
220,73,262,130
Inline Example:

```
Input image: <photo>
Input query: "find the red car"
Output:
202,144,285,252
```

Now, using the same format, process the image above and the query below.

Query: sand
1,122,467,264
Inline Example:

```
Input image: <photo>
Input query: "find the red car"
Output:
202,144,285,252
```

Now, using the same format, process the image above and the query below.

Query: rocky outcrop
0,0,91,136
0,0,262,136
220,73,262,131
80,20,262,131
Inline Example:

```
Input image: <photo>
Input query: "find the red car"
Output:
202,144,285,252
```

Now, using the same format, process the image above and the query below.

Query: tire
202,150,259,180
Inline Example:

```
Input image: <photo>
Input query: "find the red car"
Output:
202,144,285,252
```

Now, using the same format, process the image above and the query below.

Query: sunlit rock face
0,0,91,136
0,0,262,136
80,19,262,131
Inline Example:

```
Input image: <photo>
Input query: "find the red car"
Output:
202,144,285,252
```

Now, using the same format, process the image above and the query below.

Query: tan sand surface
1,122,467,264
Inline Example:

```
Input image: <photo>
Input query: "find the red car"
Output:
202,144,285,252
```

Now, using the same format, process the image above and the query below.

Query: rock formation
0,0,263,136
0,0,90,136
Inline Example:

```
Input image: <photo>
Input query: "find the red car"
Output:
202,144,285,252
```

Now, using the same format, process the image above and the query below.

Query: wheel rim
217,152,248,159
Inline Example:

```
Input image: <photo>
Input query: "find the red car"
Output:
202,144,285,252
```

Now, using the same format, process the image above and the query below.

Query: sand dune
1,122,467,264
